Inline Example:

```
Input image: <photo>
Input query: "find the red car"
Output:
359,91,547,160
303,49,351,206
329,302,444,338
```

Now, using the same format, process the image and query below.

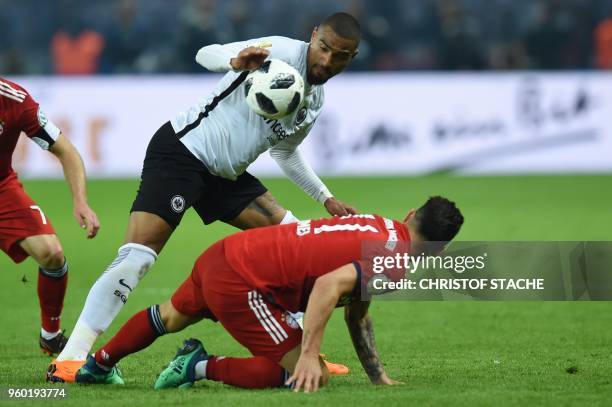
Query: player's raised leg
0,177,74,356
47,212,168,382
48,120,210,382
76,243,222,385
19,234,69,355
75,300,201,384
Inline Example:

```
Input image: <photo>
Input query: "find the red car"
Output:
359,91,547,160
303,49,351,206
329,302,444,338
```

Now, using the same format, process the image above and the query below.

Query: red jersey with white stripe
0,78,61,181
224,214,410,312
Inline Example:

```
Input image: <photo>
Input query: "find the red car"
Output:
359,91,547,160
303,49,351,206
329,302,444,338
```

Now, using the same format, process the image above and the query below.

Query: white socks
55,321,98,361
194,356,225,380
194,360,209,380
56,243,157,361
40,328,61,340
280,210,299,225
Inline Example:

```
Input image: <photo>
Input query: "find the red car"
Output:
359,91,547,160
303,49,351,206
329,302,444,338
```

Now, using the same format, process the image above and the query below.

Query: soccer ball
244,59,304,120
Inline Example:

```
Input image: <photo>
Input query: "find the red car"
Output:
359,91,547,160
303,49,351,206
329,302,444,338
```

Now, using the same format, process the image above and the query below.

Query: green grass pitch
1,175,611,406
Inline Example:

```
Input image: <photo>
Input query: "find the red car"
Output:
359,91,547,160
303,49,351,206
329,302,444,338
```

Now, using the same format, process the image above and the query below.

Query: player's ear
311,26,319,42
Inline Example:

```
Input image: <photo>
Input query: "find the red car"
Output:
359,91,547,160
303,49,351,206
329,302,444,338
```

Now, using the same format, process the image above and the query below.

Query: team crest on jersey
170,195,186,213
282,311,301,330
295,107,307,125
37,108,48,127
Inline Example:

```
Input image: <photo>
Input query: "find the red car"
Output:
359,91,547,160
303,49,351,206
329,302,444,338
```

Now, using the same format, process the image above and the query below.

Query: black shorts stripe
176,71,249,139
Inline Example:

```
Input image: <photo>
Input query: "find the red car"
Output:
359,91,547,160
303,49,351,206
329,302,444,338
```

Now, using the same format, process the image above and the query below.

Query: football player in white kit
47,12,361,382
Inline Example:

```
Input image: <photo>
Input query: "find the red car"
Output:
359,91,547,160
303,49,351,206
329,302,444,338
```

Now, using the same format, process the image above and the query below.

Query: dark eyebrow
320,39,352,55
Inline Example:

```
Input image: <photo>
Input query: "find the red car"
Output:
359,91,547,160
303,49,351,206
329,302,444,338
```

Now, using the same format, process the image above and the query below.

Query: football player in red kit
0,77,100,355
73,196,463,393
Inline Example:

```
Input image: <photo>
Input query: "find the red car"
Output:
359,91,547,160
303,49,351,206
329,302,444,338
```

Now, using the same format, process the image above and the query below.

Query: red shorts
171,240,301,362
0,174,56,263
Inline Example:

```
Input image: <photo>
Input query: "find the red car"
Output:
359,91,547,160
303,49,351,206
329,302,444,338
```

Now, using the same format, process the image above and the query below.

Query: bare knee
46,246,65,269
159,301,200,333
124,211,173,254
23,237,65,269
159,301,183,332
41,246,64,269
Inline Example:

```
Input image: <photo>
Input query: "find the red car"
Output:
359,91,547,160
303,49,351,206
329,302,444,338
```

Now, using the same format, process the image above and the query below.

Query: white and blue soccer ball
244,59,304,120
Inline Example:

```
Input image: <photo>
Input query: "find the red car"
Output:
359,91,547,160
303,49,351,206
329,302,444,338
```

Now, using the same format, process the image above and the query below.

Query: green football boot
75,355,125,385
154,338,210,390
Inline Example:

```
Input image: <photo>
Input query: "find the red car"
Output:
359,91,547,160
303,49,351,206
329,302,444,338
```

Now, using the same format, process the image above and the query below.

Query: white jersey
170,36,332,203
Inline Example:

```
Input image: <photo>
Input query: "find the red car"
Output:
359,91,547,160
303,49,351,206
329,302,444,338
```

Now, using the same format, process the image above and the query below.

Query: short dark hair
414,196,464,243
321,12,361,42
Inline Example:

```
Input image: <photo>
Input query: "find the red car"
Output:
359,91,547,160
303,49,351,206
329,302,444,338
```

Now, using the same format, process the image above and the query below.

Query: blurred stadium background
1,0,611,405
3,0,612,73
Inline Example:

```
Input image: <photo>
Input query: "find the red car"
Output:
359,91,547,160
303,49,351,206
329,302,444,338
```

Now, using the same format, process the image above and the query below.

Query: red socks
95,305,166,367
38,262,68,333
92,303,285,390
206,356,286,389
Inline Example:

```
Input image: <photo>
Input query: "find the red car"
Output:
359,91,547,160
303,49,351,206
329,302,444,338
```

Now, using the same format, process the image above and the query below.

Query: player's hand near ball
286,353,324,393
230,45,271,71
324,197,358,216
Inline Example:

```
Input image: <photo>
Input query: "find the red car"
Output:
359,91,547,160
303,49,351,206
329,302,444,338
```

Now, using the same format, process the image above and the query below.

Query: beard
307,65,331,85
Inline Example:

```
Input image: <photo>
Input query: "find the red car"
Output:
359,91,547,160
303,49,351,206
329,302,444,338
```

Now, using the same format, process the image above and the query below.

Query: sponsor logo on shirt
264,107,309,145
265,118,290,145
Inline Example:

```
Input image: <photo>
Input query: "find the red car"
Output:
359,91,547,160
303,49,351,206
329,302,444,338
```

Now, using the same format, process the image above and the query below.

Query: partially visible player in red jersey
0,77,100,355
72,196,463,392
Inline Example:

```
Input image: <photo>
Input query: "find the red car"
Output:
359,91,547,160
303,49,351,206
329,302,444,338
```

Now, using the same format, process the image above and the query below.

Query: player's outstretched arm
270,140,357,215
229,46,270,71
286,263,358,392
345,301,401,385
324,196,357,216
49,134,100,238
196,41,271,72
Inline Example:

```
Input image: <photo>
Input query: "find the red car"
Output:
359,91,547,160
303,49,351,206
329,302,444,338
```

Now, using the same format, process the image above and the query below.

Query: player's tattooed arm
345,303,385,383
345,303,402,386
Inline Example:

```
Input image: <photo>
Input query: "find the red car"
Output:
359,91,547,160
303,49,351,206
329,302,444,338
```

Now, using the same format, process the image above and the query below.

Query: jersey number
313,224,379,234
